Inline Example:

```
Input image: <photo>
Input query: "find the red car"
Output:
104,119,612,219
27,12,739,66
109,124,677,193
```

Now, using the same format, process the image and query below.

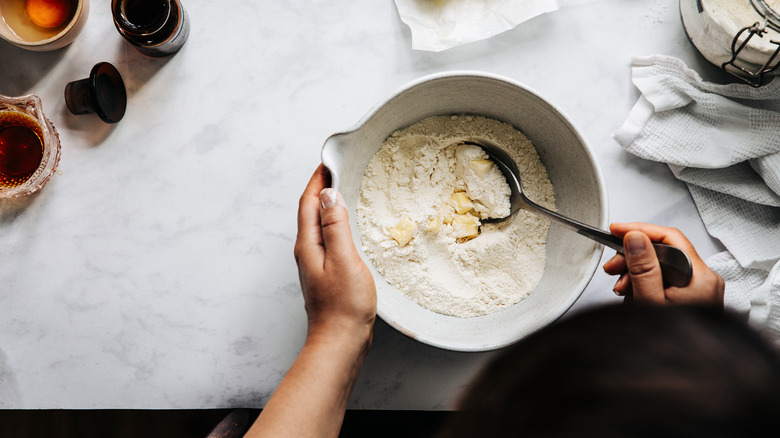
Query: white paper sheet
394,0,568,51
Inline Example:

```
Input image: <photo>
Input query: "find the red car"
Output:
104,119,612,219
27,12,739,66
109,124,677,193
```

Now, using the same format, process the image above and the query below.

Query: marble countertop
0,0,729,409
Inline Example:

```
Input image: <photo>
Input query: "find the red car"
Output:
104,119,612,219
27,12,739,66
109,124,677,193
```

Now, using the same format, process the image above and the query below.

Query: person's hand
246,165,377,438
294,165,377,345
602,222,724,307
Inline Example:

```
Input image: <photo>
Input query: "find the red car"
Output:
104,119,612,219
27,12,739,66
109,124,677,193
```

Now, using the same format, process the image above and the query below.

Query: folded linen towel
613,55,780,339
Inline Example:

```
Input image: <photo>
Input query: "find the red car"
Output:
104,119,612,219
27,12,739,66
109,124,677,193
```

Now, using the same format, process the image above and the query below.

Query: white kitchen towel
613,55,780,339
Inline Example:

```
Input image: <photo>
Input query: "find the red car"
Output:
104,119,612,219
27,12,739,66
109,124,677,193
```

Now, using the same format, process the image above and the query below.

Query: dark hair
437,304,780,438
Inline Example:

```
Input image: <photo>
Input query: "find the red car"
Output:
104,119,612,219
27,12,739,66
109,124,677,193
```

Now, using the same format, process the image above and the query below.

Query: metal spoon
462,139,693,288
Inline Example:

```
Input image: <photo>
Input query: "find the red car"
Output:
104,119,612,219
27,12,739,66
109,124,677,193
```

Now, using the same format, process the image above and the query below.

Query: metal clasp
722,20,780,87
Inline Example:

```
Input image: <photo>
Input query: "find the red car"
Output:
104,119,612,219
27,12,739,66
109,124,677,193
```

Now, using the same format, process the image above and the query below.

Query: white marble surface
0,0,730,409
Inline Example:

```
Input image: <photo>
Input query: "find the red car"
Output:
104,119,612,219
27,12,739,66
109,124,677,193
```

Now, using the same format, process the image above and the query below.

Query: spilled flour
357,115,556,318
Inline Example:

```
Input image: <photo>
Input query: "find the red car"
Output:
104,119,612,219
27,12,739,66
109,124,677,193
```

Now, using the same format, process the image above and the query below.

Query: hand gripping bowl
321,72,607,352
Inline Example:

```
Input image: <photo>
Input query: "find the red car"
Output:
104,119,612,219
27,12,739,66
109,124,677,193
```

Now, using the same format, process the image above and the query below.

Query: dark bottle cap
64,62,127,124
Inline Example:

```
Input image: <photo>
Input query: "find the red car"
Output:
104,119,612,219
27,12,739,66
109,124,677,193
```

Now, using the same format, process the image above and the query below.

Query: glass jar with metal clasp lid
681,0,780,86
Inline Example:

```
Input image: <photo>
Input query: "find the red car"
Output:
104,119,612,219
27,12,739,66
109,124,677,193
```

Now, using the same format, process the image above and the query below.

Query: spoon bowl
463,139,694,288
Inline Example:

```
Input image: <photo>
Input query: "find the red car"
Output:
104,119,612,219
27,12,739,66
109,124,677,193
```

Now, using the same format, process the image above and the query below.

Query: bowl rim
322,70,609,351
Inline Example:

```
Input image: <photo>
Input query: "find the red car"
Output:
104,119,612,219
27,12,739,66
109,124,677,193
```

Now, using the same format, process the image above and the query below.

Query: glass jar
111,0,189,58
0,94,61,198
681,0,780,86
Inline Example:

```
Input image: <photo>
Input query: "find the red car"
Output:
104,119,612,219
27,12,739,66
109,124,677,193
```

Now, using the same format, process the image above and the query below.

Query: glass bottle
111,0,190,58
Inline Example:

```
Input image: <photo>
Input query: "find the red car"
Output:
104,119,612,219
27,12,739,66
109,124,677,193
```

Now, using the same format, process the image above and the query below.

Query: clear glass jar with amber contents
0,94,61,198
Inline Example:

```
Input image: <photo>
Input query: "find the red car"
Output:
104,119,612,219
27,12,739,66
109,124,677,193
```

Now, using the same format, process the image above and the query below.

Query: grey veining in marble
0,0,726,409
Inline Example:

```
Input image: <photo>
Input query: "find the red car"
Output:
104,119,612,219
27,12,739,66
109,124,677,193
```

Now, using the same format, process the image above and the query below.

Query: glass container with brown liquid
111,0,189,57
0,94,61,198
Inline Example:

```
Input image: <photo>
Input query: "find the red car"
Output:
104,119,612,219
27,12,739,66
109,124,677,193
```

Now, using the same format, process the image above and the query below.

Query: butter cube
440,206,454,225
450,214,480,240
389,215,417,246
470,159,494,177
448,192,474,214
428,213,442,232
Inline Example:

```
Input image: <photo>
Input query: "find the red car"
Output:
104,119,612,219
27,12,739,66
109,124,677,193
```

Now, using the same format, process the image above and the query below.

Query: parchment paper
394,0,568,51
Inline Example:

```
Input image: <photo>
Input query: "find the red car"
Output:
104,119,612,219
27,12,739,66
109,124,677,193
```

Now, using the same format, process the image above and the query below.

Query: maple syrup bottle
112,0,189,57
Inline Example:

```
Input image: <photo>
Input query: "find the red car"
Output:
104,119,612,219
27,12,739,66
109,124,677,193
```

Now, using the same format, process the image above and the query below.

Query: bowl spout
321,131,353,190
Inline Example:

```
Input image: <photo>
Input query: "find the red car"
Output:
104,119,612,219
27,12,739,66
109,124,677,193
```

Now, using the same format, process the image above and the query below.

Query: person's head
438,304,780,438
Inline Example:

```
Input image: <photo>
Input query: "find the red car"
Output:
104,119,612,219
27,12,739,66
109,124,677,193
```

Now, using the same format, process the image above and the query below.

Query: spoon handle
524,200,693,288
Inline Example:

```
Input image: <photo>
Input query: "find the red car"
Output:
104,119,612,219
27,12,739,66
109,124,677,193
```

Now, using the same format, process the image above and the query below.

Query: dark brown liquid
113,0,188,57
124,0,167,27
0,112,44,188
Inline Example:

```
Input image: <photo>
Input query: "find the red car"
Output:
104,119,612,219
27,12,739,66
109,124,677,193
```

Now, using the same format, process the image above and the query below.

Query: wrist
305,316,374,356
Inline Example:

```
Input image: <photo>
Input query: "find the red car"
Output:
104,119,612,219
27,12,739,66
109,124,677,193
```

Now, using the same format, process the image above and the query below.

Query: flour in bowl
357,115,556,318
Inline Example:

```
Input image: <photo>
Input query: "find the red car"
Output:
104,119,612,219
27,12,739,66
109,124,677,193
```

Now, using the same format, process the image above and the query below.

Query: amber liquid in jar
0,111,44,188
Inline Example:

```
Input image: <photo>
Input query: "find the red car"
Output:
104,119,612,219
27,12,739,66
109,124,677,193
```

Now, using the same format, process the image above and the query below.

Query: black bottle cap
65,62,127,124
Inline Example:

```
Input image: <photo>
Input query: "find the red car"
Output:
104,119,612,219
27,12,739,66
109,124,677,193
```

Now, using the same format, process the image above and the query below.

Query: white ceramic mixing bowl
321,72,607,352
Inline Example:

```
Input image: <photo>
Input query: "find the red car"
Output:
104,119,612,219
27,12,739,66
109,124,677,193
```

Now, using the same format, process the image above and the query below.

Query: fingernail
320,188,345,210
625,233,647,256
613,275,625,295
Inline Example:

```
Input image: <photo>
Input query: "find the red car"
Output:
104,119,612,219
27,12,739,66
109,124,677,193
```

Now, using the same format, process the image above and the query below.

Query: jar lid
751,0,780,31
64,62,127,124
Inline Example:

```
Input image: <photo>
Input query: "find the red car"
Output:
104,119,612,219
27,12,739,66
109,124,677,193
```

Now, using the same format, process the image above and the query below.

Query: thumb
319,188,358,260
624,231,666,304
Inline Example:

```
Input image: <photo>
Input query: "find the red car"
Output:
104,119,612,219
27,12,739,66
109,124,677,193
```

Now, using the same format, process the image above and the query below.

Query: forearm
245,323,371,438
254,168,377,437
